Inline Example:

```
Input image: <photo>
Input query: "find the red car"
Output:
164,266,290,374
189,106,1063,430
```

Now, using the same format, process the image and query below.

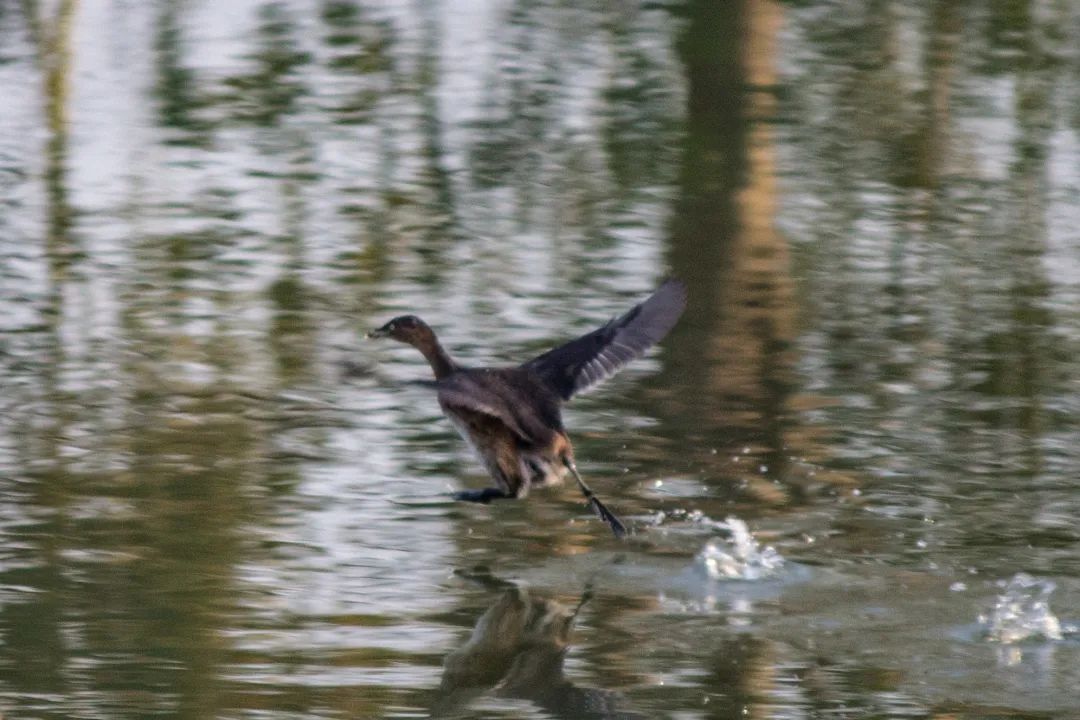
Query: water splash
694,517,785,581
650,508,725,529
979,573,1063,644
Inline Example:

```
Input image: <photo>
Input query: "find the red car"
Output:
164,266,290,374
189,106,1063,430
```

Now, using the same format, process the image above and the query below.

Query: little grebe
367,279,687,537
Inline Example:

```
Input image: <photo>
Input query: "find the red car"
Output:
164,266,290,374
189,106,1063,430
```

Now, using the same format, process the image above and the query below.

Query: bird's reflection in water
434,573,645,719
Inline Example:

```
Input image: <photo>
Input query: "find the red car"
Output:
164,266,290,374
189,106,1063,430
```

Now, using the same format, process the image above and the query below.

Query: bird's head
366,315,434,347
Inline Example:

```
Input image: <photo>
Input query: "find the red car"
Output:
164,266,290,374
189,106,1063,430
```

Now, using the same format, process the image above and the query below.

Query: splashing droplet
981,573,1062,644
694,517,785,581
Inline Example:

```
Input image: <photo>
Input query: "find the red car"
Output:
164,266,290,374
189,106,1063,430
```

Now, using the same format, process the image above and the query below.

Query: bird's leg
453,487,510,504
562,458,628,538
571,581,594,618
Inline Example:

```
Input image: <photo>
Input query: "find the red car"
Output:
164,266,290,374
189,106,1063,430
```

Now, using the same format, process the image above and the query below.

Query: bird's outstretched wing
523,279,687,401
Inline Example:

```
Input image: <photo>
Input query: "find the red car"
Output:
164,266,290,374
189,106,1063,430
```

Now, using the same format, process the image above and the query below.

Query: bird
366,279,687,538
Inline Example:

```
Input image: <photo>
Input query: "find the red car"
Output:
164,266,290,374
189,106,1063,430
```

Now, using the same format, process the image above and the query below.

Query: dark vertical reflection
781,0,1079,574
153,0,210,144
665,0,806,505
878,1,959,394
4,3,300,717
41,0,78,278
668,0,745,291
319,0,396,303
102,402,256,720
222,2,310,126
0,0,79,709
602,8,681,205
941,0,1059,476
268,175,316,386
704,635,774,719
416,1,459,248
468,1,551,208
463,0,620,287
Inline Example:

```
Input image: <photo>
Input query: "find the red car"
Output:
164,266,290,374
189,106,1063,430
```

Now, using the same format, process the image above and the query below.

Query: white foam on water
979,573,1063,644
693,517,785,581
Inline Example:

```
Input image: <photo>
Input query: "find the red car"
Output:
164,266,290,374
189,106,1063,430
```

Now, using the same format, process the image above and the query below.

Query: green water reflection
3,0,1080,718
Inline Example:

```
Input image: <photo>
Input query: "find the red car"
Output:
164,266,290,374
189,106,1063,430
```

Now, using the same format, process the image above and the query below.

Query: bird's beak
366,326,390,339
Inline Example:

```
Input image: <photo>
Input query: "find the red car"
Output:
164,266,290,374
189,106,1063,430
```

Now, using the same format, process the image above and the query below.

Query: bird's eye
388,323,396,331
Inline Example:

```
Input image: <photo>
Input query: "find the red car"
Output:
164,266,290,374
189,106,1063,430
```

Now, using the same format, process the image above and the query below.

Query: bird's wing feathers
436,371,556,446
523,279,687,401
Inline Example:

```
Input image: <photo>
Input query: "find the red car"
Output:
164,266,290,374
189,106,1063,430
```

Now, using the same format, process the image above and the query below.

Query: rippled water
3,1,1080,718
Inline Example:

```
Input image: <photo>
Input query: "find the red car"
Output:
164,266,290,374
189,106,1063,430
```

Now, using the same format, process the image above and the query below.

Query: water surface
3,1,1080,718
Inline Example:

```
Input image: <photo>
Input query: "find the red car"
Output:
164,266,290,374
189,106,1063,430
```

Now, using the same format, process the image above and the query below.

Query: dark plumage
367,280,687,537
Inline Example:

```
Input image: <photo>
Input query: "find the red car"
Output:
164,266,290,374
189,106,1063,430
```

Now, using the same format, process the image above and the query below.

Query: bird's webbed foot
452,487,510,504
